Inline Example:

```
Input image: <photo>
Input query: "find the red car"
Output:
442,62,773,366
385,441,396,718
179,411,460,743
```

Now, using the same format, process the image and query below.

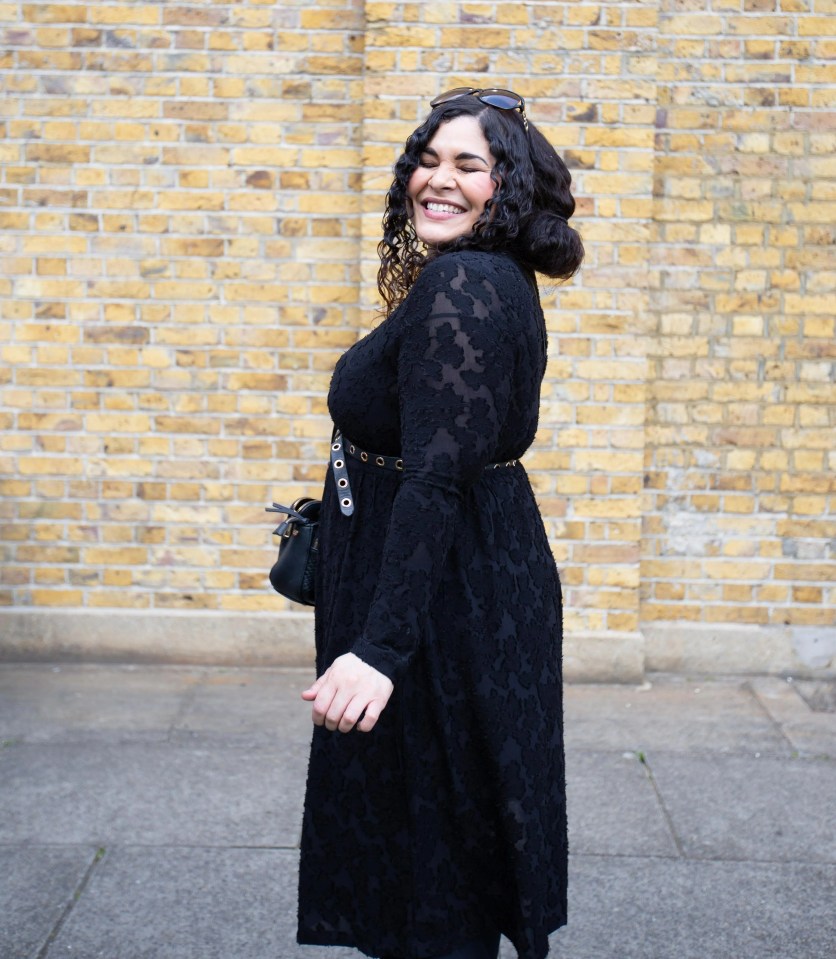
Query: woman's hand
301,652,394,733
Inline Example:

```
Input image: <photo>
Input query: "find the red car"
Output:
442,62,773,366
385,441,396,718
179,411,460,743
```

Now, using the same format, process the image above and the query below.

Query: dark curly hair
377,95,584,314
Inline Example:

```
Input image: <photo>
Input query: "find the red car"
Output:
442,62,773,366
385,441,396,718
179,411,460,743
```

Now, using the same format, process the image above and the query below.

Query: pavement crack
166,678,202,740
743,679,798,754
36,845,106,959
636,751,685,858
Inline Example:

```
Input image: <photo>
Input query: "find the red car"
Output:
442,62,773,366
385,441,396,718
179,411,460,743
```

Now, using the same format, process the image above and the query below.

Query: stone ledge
0,608,645,682
563,630,645,684
644,622,836,678
0,608,317,668
2,609,833,681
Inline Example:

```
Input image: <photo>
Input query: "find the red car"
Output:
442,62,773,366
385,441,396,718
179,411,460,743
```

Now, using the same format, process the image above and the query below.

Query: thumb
301,670,327,700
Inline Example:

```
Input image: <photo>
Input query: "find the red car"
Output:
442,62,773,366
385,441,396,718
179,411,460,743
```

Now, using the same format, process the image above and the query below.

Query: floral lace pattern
298,252,566,959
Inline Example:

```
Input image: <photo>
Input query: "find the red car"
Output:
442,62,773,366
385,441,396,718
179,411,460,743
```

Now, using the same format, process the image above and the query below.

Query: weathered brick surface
643,0,836,633
0,1,833,641
1,0,364,613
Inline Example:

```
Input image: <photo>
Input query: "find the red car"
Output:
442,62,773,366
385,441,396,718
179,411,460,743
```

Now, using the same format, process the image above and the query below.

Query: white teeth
426,202,464,214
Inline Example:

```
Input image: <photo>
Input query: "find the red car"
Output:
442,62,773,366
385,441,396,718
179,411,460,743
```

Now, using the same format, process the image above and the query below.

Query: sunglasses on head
430,87,529,131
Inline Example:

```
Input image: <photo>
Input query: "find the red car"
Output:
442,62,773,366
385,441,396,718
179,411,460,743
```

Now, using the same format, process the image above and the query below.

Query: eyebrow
421,146,490,166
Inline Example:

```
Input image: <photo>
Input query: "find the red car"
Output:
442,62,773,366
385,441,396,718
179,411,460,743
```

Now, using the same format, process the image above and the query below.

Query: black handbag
265,497,321,607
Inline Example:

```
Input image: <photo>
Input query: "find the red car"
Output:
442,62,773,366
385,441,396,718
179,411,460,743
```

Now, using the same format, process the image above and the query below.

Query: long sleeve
351,254,517,683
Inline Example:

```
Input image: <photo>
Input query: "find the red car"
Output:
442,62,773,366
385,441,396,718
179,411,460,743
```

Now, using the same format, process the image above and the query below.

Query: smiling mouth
423,201,466,215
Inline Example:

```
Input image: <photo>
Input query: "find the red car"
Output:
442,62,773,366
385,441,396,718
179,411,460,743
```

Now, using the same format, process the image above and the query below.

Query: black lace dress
297,251,566,959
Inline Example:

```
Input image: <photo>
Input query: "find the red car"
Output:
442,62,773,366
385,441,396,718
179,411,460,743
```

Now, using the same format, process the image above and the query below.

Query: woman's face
406,114,497,247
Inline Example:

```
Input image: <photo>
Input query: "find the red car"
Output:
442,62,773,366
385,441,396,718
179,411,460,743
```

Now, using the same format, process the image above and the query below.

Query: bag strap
330,431,355,516
265,502,312,537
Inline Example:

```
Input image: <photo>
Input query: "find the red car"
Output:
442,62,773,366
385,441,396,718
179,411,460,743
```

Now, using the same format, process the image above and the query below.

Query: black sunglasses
430,87,529,131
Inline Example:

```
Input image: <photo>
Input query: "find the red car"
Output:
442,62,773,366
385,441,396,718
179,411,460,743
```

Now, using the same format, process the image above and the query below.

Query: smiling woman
376,91,582,316
297,89,583,959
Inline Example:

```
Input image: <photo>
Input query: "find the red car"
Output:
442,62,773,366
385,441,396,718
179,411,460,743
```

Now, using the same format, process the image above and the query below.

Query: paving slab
0,664,198,744
749,677,836,758
49,846,358,959
503,855,836,959
646,753,836,863
564,676,790,757
171,667,314,745
0,664,319,748
47,847,836,959
566,751,678,857
0,741,307,848
0,844,98,959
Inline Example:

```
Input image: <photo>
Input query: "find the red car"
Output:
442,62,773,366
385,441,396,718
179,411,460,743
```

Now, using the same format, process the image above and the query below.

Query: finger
356,699,383,733
310,684,336,727
324,690,352,732
337,695,367,734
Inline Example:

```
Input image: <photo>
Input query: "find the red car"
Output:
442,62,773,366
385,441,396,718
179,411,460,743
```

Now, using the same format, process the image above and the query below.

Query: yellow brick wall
0,0,365,613
643,0,836,633
1,1,833,644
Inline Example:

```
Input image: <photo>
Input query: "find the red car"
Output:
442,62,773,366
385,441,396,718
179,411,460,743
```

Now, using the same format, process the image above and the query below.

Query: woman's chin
415,223,471,246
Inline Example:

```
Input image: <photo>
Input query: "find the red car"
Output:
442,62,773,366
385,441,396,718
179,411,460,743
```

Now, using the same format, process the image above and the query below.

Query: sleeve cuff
351,637,410,685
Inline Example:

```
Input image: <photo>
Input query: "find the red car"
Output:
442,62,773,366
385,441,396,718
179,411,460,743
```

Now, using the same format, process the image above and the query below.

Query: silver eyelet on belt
334,459,343,469
395,459,404,471
332,442,341,451
375,456,385,467
341,497,352,509
360,451,368,462
338,478,348,488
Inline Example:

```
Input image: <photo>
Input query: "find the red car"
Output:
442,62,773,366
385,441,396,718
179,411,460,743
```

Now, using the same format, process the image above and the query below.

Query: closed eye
418,146,490,173
417,160,481,174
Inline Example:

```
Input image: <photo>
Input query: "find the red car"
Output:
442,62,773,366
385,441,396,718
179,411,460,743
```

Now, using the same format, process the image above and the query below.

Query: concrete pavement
0,664,834,959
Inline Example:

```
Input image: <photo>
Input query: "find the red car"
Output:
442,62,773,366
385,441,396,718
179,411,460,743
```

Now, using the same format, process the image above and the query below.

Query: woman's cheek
406,170,424,208
477,173,497,207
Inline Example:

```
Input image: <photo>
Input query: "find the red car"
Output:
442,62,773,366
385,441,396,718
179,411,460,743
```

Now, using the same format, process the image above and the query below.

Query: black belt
329,430,519,517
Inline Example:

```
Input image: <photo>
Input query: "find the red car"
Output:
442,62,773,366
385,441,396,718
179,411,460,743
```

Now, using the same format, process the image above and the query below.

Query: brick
663,14,724,35
368,26,438,47
17,457,84,476
27,589,84,606
298,10,358,30
148,416,220,435
16,546,79,564
774,563,834,582
572,498,642,519
85,414,150,433
225,373,288,391
80,546,148,568
797,16,835,34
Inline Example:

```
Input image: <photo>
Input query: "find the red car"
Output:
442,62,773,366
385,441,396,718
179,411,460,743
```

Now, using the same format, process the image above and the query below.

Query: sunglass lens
480,94,521,110
430,87,476,107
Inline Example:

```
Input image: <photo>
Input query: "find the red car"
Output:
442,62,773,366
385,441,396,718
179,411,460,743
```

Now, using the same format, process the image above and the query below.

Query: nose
428,163,456,190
